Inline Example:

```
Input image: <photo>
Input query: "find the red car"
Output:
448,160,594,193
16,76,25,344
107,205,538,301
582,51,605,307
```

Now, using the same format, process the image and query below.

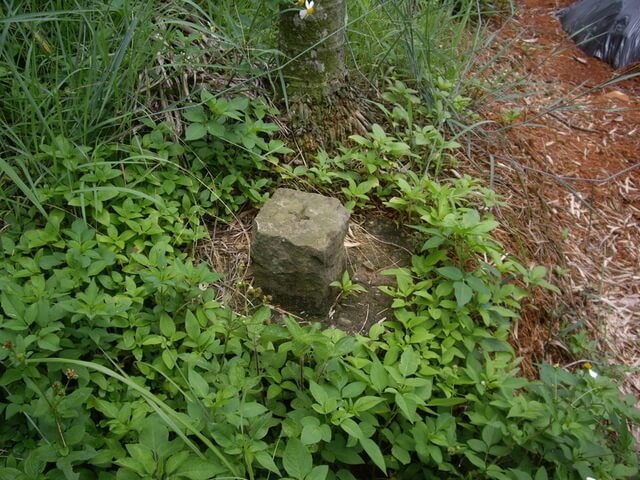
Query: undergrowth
0,1,638,479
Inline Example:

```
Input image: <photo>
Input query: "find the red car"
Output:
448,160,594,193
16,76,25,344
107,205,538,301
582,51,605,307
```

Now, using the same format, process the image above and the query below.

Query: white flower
585,477,597,480
299,0,315,19
582,362,599,379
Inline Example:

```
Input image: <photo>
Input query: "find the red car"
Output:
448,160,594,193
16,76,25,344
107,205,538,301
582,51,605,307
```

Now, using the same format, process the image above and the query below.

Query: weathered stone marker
251,188,349,314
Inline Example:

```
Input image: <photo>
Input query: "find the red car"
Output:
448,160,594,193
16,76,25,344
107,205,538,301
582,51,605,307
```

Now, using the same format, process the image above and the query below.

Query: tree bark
279,0,347,102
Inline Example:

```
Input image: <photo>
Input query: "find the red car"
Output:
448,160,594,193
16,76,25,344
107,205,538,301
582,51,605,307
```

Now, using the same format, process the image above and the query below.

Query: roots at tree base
284,86,373,151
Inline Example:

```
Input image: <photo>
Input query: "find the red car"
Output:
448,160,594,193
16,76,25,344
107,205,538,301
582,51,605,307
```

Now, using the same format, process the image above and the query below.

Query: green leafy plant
330,271,368,299
182,90,293,215
3,126,637,478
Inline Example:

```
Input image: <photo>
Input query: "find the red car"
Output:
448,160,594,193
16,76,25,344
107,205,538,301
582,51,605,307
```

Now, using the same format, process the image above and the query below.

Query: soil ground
329,216,413,332
472,0,639,398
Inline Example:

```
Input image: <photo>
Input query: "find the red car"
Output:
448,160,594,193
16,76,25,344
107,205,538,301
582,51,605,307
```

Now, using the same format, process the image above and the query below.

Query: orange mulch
467,0,640,397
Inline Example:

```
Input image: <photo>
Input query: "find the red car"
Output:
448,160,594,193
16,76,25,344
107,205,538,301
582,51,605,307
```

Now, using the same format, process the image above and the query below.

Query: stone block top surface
253,188,349,254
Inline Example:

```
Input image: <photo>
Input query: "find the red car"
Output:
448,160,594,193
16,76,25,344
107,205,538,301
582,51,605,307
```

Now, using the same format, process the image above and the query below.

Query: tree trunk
278,0,371,149
278,0,347,102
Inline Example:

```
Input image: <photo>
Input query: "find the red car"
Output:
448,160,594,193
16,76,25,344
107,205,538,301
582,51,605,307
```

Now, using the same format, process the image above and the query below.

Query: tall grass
0,0,514,217
345,0,513,123
0,2,160,148
0,0,511,150
0,1,160,215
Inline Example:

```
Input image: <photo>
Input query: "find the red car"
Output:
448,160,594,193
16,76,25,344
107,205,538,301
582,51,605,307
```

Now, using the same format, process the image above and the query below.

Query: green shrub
1,120,637,478
181,89,292,215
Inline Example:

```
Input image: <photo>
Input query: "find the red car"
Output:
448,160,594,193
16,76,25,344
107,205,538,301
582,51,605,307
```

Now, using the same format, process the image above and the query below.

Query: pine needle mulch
464,0,639,415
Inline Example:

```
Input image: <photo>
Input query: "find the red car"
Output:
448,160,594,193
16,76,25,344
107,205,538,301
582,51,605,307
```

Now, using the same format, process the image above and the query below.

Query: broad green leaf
468,439,487,453
336,470,358,480
435,280,454,298
436,266,464,281
534,467,549,480
267,384,282,400
37,333,60,351
342,382,366,398
309,381,329,405
159,313,176,338
427,445,442,464
368,323,385,339
254,450,280,475
371,123,386,139
306,465,329,480
464,450,486,469
461,209,480,227
141,335,163,346
162,349,177,369
58,388,92,411
399,347,418,377
369,360,388,393
529,265,548,281
92,399,120,418
185,123,207,141
116,456,146,476
353,396,384,413
283,438,312,480
334,335,357,356
39,254,64,269
391,445,411,465
185,310,200,340
395,392,417,422
611,464,637,478
182,107,207,123
319,424,332,442
207,121,226,137
23,450,46,478
471,219,498,234
466,275,491,298
454,281,473,308
489,305,519,318
409,327,434,343
241,402,268,418
126,444,156,475
427,397,466,407
226,96,249,115
360,438,386,474
139,418,169,454
301,423,324,445
1,292,25,320
422,236,445,250
165,451,191,475
241,134,256,150
349,134,369,145
480,338,513,353
340,418,363,440
188,369,209,398
173,458,228,479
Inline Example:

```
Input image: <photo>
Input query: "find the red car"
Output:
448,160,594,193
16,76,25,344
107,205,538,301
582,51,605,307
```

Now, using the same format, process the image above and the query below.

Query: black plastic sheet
559,0,640,68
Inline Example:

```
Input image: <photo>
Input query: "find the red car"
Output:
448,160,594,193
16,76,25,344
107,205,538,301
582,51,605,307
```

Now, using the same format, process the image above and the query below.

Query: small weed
330,271,368,299
500,107,523,124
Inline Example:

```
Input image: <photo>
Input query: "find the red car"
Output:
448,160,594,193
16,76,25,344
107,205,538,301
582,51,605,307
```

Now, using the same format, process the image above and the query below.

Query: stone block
251,188,350,314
